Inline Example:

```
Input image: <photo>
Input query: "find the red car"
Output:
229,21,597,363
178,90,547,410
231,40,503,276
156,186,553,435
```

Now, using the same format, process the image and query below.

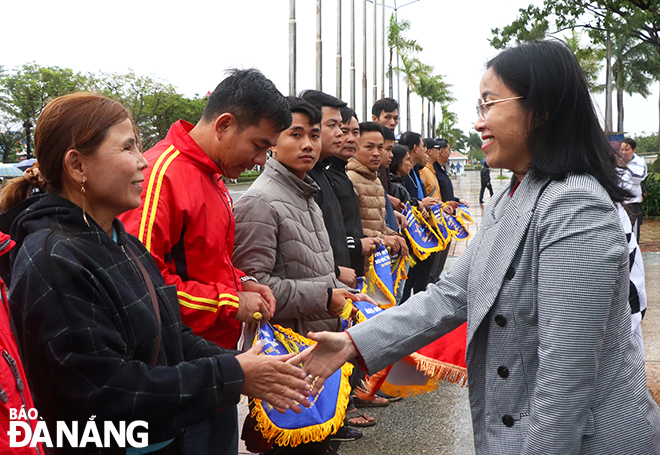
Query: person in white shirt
619,137,648,240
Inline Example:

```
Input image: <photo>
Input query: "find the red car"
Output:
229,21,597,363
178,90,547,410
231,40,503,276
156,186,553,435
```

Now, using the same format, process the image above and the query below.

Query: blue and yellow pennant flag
429,203,474,242
249,324,353,447
360,243,409,309
445,205,472,240
402,203,444,261
428,204,451,249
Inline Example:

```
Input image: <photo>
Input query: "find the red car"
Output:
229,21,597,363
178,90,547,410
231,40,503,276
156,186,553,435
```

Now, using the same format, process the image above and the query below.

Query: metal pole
395,11,401,134
336,0,342,99
372,0,378,105
316,0,322,91
362,0,367,121
350,0,356,108
381,0,385,99
289,0,296,96
604,30,612,133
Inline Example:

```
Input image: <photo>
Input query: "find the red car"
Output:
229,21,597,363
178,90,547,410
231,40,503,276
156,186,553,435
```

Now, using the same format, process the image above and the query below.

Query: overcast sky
3,0,658,139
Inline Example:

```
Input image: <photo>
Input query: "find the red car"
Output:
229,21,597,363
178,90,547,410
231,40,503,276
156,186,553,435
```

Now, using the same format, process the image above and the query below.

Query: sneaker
329,427,363,442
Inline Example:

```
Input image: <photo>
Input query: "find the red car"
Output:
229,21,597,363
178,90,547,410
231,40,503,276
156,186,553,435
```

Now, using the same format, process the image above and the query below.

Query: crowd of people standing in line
0,38,656,455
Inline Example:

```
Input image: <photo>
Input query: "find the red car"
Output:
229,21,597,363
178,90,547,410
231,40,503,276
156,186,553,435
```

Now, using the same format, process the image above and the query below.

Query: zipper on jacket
121,244,142,280
0,238,12,255
212,177,241,291
3,350,41,454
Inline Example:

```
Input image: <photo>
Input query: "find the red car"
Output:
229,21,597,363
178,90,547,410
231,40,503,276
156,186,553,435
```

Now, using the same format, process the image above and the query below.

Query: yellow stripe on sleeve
139,146,176,244
142,148,180,253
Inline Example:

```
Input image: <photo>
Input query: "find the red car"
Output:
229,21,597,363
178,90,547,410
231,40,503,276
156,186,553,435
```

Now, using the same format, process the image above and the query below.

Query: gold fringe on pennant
407,352,468,387
428,210,452,250
455,207,474,226
378,377,442,398
391,255,410,295
363,251,396,308
357,366,441,398
250,325,355,447
403,206,445,261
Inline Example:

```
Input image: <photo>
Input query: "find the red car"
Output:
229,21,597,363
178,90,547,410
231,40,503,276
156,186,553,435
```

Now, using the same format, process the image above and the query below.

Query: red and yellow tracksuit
120,120,245,349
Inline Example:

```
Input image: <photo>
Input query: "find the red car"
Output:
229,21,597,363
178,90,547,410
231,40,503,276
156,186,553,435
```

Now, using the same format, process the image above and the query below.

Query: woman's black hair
487,39,629,201
390,144,410,175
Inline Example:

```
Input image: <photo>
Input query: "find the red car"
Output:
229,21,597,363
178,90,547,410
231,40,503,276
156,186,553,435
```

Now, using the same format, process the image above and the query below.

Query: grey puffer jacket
233,159,343,335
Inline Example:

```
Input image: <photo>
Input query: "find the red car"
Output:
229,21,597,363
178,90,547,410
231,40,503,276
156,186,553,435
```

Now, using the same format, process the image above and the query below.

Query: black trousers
480,182,493,202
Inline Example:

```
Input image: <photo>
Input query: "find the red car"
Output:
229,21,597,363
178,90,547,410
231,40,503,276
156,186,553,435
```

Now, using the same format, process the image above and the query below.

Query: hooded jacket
0,194,244,453
233,159,343,336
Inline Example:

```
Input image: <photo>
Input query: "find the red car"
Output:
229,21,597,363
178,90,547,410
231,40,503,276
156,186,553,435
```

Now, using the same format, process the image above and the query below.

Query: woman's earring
81,179,90,227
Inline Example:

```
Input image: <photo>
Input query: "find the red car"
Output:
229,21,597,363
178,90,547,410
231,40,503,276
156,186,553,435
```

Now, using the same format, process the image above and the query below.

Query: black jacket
481,165,491,185
433,161,459,203
308,159,351,273
326,156,365,275
0,194,243,453
390,174,413,206
403,165,427,207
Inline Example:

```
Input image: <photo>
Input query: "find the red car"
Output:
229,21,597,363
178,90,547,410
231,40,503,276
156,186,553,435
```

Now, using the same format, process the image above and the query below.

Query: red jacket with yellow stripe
120,120,245,349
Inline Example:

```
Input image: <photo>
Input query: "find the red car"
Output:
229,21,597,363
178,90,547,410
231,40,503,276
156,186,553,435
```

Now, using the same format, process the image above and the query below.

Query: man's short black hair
435,138,449,149
398,131,422,150
203,68,291,132
378,123,395,142
359,122,385,136
340,107,359,125
299,90,347,112
372,98,399,118
286,96,322,125
622,137,637,150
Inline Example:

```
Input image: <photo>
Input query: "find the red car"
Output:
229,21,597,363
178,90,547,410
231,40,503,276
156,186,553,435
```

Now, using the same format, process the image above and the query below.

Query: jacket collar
265,158,320,198
165,120,223,176
466,173,552,348
327,155,348,171
346,158,378,181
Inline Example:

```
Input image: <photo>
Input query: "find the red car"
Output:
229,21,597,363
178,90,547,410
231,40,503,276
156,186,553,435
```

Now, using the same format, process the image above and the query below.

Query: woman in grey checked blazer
297,40,660,454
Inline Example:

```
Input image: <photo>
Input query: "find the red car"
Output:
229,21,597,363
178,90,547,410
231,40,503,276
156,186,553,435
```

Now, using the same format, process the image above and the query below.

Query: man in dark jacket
326,107,381,276
301,90,359,289
480,161,493,203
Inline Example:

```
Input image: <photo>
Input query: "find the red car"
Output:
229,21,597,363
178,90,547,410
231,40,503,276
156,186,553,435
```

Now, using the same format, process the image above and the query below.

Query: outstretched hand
291,331,358,395
237,341,312,413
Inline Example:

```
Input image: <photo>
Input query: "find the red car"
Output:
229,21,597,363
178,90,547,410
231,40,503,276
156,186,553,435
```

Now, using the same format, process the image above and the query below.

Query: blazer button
502,415,514,427
498,366,509,378
494,315,507,327
504,266,516,280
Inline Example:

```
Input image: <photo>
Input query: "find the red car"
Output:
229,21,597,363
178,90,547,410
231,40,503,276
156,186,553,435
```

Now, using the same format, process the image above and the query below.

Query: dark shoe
330,427,363,442
376,390,403,403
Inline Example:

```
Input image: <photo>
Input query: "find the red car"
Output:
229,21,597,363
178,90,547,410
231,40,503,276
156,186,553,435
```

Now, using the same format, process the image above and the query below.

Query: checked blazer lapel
466,175,551,348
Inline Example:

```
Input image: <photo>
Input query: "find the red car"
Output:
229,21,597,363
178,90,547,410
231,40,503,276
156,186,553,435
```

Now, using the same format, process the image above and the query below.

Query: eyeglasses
476,96,524,120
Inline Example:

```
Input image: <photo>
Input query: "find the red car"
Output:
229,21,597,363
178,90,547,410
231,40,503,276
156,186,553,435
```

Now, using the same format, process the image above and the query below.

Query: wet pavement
230,168,660,454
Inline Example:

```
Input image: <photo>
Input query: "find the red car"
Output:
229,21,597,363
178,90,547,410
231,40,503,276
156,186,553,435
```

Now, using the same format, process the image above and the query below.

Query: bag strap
125,244,162,367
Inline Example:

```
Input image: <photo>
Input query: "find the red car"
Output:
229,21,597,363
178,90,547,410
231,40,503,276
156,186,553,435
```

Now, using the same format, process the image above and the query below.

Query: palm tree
387,14,422,99
609,35,657,132
427,75,455,137
396,55,431,131
415,72,435,136
564,30,605,93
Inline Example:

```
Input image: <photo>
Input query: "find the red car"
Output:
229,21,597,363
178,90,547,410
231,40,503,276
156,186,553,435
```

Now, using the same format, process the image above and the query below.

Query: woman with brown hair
0,92,311,455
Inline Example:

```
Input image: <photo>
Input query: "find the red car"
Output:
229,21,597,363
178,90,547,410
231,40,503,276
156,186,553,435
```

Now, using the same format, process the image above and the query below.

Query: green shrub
642,172,660,216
